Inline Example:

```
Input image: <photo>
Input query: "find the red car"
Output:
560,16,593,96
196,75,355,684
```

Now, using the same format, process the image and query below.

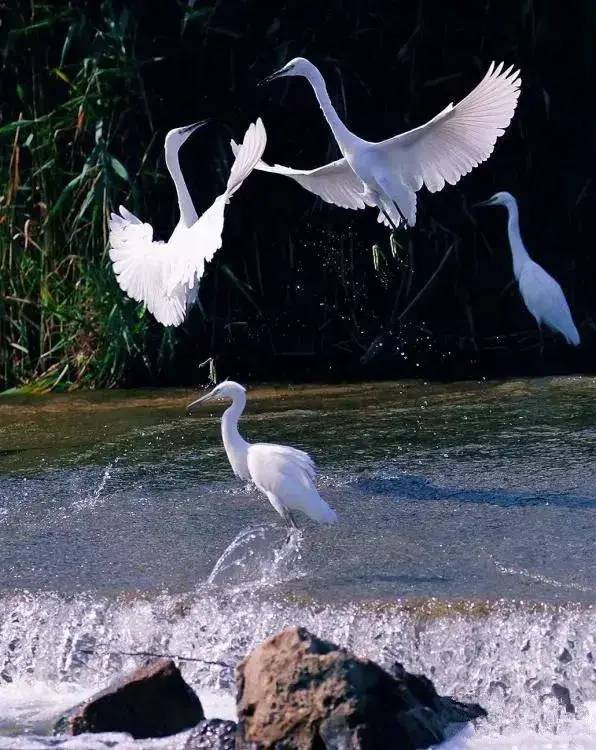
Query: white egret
109,119,267,326
476,191,580,346
255,58,521,230
186,381,338,528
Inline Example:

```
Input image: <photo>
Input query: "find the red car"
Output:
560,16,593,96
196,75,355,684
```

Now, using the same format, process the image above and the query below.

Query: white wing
230,140,371,211
109,208,188,326
167,118,267,294
519,261,580,346
373,62,521,194
247,443,337,523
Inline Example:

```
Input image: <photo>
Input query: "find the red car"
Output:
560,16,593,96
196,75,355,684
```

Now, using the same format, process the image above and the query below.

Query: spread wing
109,207,189,326
167,118,267,294
230,141,371,211
373,62,521,194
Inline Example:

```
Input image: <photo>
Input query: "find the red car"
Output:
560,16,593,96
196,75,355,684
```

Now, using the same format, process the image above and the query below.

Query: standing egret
109,119,266,326
186,381,338,528
256,58,520,229
475,191,580,346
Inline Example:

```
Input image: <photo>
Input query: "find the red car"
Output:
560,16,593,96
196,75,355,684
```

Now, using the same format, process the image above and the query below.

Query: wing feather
109,208,188,326
167,118,267,294
230,140,370,211
374,62,521,194
247,442,337,523
519,261,580,345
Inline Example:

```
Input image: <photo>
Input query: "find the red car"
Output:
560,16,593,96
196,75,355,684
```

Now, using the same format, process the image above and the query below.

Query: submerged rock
388,661,486,725
236,626,486,750
184,719,237,749
54,657,204,739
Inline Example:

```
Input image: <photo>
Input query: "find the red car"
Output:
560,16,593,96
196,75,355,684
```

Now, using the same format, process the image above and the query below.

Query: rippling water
0,378,595,748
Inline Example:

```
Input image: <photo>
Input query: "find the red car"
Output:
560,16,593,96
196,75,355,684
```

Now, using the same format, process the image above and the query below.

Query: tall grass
0,2,172,391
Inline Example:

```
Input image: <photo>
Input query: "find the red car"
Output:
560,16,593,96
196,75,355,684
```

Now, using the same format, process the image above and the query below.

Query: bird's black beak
472,198,494,208
258,69,283,87
186,391,213,416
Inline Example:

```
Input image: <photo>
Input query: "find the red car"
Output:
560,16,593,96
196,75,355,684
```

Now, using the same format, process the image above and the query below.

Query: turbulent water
0,378,595,748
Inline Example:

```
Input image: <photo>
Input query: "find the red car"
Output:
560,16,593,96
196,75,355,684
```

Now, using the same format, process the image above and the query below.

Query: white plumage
258,58,521,229
109,119,267,326
186,381,337,527
476,191,580,346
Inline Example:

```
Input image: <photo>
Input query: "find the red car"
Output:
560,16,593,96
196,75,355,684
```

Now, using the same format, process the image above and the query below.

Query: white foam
0,680,95,731
197,689,236,721
438,702,596,750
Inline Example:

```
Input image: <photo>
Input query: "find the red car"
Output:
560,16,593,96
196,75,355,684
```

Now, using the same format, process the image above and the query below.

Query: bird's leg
392,199,408,227
538,325,545,358
282,508,299,542
381,208,400,234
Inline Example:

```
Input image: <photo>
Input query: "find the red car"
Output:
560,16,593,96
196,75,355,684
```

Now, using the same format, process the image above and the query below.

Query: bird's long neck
221,391,250,474
302,66,356,153
504,200,530,279
165,140,198,228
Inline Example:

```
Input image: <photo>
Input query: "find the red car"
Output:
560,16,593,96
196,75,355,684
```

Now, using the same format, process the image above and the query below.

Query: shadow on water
357,474,596,510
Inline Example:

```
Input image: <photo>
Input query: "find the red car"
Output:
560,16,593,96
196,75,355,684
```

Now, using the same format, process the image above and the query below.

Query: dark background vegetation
1,0,595,390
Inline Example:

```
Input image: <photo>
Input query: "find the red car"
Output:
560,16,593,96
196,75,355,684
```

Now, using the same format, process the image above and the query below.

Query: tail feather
309,496,338,524
566,324,580,347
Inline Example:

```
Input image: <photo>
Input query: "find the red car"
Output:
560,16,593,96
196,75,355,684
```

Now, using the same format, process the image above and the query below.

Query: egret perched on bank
255,58,521,230
109,119,266,326
186,381,338,528
475,191,580,346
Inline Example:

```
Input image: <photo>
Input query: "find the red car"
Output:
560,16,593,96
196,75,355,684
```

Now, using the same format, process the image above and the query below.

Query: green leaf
60,21,80,67
0,119,38,136
109,155,130,182
48,170,87,218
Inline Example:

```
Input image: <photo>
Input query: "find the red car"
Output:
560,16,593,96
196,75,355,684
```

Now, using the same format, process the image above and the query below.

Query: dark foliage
1,0,595,389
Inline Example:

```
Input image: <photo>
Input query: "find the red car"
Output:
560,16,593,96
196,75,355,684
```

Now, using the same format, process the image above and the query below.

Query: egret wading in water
475,191,580,346
256,58,521,230
109,119,266,326
186,381,338,529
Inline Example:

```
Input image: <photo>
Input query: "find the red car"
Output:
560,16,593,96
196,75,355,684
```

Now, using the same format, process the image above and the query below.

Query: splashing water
72,460,117,512
206,524,305,592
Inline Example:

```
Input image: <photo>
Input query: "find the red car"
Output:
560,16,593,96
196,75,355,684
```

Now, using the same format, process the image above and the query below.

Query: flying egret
109,119,267,326
475,191,580,346
255,58,521,230
186,381,338,528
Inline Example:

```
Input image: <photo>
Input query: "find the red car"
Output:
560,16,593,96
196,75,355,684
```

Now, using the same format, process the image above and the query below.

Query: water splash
206,524,305,592
72,460,118,512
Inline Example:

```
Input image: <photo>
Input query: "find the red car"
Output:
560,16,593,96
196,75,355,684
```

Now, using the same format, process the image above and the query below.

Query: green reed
0,2,173,392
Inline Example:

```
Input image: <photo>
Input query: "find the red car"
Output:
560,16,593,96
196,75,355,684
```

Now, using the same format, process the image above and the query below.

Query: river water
0,378,595,748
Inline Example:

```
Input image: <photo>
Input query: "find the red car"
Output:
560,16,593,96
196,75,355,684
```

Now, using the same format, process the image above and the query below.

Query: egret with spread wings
110,119,266,326
255,58,521,230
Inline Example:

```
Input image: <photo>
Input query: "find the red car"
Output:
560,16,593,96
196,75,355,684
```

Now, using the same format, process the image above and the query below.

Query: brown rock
236,627,485,750
54,658,204,739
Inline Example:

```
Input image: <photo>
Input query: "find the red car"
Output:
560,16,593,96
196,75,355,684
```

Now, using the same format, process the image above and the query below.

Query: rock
551,683,575,714
184,719,237,749
236,626,486,750
388,661,487,724
54,658,204,739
